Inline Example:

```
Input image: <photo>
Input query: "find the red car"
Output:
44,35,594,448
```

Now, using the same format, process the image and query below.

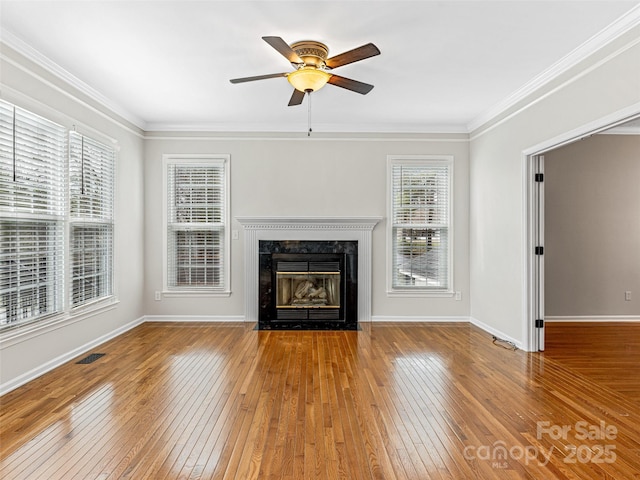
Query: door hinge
535,173,544,182
535,319,544,328
535,246,544,255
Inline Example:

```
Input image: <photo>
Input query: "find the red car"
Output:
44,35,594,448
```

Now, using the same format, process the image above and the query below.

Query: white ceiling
1,0,639,133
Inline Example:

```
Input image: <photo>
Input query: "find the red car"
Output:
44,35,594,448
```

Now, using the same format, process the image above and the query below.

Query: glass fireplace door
275,259,342,320
276,272,340,308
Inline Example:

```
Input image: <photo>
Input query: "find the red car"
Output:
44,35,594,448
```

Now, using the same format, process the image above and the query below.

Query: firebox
258,240,358,330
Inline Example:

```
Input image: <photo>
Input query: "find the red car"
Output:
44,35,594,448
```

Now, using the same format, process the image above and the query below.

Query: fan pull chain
307,89,312,137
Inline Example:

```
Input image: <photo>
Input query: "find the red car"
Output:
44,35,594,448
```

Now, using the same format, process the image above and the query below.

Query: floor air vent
76,353,105,364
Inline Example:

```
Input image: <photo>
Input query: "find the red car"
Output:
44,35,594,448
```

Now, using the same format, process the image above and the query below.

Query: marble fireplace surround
236,217,381,323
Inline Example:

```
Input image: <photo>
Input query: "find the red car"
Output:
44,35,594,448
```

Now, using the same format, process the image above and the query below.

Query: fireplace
259,241,357,330
236,216,381,326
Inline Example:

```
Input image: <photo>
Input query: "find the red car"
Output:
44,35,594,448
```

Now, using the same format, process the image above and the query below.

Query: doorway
525,112,640,352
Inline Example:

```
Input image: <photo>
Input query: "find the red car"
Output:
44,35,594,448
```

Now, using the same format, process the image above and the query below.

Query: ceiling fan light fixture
287,67,331,92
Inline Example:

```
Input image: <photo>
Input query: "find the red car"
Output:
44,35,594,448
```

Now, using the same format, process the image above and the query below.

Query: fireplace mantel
236,216,381,230
236,216,381,323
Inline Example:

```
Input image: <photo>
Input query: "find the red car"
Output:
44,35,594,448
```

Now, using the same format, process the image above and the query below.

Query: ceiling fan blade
230,72,288,84
328,75,374,95
288,89,305,106
325,43,380,69
262,36,304,64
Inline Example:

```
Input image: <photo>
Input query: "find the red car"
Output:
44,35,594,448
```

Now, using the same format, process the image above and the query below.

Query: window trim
386,154,454,297
162,154,230,297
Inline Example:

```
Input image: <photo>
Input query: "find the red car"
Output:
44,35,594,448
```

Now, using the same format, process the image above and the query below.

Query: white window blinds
0,102,66,215
390,158,451,291
0,100,66,327
69,132,115,308
166,159,227,290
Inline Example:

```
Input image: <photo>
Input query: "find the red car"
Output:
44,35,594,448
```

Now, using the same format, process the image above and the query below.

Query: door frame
522,104,640,352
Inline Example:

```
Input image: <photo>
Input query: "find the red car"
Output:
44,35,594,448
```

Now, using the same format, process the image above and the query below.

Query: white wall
0,44,146,391
143,134,470,320
544,134,640,318
469,25,640,348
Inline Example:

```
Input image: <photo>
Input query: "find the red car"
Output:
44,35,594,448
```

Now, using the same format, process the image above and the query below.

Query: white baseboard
371,315,470,323
143,315,246,323
545,315,640,322
469,316,525,350
0,316,145,396
147,315,470,324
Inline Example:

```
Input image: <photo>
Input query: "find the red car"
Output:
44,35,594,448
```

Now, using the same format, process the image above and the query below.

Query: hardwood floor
545,322,640,403
1,322,640,479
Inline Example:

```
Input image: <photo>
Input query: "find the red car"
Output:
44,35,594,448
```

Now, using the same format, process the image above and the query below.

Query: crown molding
144,131,470,143
601,124,640,135
143,121,469,135
467,4,640,133
0,29,147,130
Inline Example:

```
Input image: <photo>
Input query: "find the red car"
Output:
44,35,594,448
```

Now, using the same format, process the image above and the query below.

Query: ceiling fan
230,36,381,106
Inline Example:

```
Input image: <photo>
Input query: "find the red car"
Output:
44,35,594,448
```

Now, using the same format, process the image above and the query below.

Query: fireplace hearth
259,240,358,330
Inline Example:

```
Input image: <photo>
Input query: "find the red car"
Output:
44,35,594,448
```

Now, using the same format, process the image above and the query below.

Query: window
387,155,452,295
69,132,115,308
0,101,116,331
164,155,229,293
0,100,67,327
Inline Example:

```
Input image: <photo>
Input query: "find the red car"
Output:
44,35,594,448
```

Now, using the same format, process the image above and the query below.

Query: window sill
386,289,454,298
162,290,231,298
0,298,120,348
70,296,118,315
